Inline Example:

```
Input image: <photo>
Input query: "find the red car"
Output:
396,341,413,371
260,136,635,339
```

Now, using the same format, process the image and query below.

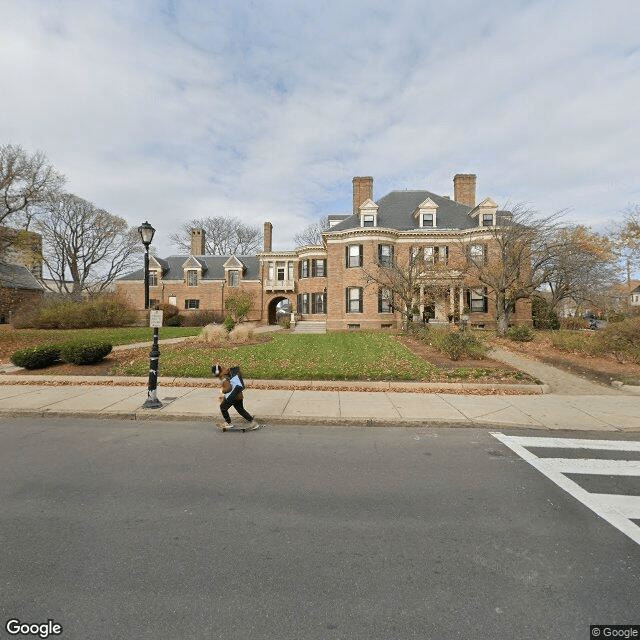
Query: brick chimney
352,176,373,215
453,174,476,207
191,228,205,255
263,221,273,252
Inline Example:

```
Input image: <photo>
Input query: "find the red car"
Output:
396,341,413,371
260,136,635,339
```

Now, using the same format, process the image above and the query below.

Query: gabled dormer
358,198,379,227
148,256,166,286
469,197,497,227
224,255,245,287
413,197,438,228
182,256,206,286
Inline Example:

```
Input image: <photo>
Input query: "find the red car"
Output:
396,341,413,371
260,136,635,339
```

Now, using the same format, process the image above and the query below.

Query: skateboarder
212,364,260,431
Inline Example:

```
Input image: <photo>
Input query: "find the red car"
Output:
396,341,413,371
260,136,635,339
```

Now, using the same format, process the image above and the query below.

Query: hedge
10,344,62,369
10,340,113,369
58,340,113,365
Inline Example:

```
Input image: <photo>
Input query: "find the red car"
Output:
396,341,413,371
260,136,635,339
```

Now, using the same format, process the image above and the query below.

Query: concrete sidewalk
0,375,638,431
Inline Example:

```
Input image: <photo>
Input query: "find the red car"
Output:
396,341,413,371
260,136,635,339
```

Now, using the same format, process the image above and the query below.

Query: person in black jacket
212,364,258,431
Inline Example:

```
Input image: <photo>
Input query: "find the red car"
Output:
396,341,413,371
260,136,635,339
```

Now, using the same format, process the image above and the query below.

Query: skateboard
218,423,265,433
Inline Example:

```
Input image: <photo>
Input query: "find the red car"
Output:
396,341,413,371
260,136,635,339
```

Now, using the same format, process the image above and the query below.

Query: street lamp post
138,221,162,409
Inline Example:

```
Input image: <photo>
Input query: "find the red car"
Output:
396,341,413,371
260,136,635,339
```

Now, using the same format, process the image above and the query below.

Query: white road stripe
537,458,640,476
491,433,640,546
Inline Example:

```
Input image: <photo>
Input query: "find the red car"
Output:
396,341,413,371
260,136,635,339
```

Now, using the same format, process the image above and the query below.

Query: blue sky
2,0,639,257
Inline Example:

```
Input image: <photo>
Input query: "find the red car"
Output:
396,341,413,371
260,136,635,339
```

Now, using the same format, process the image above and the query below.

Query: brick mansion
115,174,533,330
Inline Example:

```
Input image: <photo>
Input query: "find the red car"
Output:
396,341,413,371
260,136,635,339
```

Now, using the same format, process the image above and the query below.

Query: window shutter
358,287,363,313
378,288,382,313
359,245,363,266
345,288,349,312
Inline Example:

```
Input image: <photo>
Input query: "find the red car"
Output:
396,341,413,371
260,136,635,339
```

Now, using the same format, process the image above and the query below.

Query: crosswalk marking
491,433,640,546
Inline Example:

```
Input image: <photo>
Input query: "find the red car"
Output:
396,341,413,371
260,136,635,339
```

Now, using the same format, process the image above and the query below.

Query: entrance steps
292,321,327,334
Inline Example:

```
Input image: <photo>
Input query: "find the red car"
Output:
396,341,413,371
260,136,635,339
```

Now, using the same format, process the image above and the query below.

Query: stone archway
268,296,291,324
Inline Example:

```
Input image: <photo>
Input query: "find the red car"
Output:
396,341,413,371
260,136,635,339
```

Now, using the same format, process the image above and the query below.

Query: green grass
114,332,441,381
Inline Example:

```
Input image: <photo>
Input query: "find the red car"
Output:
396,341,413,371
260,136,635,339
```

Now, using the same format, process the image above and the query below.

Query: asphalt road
0,418,638,640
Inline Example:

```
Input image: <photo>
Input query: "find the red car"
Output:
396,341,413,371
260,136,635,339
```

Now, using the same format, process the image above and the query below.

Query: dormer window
414,197,438,228
358,199,379,227
471,197,498,227
149,271,158,287
187,270,198,286
223,255,245,288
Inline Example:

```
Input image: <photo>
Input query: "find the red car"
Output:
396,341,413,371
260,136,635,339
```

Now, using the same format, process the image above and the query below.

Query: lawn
112,331,506,382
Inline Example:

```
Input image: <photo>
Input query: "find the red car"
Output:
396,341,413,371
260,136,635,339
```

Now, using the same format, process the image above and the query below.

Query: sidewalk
0,372,638,432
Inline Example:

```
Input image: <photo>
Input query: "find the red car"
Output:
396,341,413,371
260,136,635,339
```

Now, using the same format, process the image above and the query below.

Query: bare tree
361,246,458,331
0,144,65,258
36,193,140,299
169,217,262,255
610,204,640,286
294,216,330,247
461,204,569,335
544,225,620,311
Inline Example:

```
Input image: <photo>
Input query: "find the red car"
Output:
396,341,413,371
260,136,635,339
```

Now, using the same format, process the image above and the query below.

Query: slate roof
328,190,478,233
0,261,44,291
117,255,261,282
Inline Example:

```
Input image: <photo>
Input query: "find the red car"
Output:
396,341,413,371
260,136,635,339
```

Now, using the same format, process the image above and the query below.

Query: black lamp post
138,221,162,409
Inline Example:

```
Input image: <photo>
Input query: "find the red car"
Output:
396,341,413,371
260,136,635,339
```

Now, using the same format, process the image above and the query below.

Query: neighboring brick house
116,174,533,330
0,261,44,323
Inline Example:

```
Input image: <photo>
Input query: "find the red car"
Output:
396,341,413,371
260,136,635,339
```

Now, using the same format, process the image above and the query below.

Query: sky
2,0,639,258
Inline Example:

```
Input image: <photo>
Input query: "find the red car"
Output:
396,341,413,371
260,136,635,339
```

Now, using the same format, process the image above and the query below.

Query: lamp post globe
138,221,155,249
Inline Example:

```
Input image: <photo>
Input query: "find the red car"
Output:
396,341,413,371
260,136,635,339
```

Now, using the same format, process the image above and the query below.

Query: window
276,261,285,281
312,292,326,314
297,293,310,314
268,262,275,280
184,299,200,309
300,260,309,278
467,288,488,313
149,298,159,308
378,244,394,267
422,246,449,265
187,270,198,286
482,213,494,227
346,245,363,268
378,288,393,313
424,247,435,264
469,244,487,266
149,271,158,287
421,213,434,227
363,214,375,227
228,270,239,287
312,259,326,277
346,287,363,313
288,261,294,280
168,295,177,306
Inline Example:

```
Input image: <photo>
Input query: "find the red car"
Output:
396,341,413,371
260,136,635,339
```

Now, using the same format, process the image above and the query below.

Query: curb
0,408,560,431
0,374,549,395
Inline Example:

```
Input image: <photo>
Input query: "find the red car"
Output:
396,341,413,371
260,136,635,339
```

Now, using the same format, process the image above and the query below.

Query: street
0,417,638,640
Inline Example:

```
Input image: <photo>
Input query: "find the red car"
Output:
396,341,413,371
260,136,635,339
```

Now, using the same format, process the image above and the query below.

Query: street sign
149,310,164,328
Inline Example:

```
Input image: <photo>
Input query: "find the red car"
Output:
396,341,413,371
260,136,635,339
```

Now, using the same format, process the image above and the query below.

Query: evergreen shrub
10,344,62,369
59,340,113,365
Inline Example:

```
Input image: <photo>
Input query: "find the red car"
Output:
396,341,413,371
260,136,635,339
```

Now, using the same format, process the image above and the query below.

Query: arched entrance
268,296,291,325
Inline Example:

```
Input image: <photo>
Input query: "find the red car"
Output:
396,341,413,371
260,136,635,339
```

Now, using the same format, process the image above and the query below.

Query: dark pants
220,397,253,424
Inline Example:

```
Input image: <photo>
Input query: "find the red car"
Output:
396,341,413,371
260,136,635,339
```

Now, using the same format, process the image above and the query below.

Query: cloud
1,0,639,257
